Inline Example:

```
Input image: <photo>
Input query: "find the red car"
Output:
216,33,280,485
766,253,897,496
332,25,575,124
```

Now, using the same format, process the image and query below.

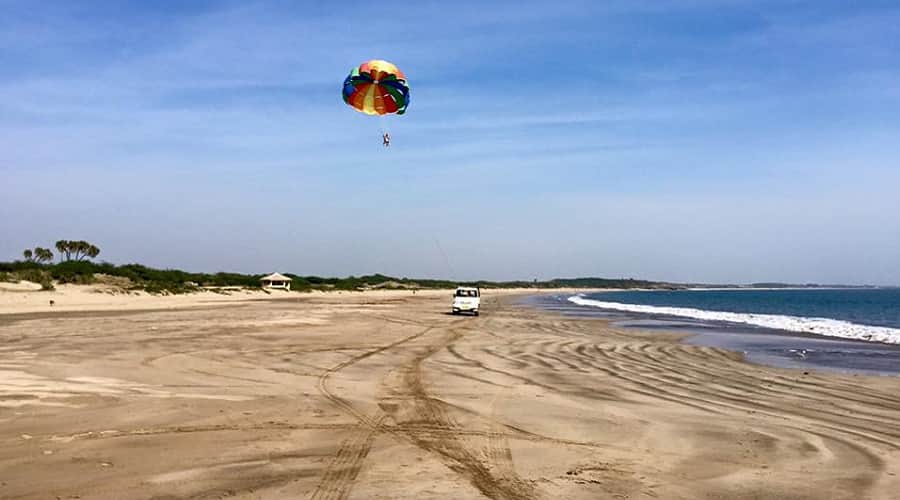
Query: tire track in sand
388,327,541,500
308,325,437,500
309,414,388,500
313,310,542,500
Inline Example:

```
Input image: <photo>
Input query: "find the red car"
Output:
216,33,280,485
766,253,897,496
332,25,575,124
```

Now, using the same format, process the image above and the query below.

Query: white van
451,287,480,316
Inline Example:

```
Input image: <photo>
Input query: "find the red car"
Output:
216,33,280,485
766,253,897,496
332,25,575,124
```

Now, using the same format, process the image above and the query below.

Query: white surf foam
567,295,900,345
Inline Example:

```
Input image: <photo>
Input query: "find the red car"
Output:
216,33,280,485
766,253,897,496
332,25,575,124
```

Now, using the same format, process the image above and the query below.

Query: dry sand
1,287,898,499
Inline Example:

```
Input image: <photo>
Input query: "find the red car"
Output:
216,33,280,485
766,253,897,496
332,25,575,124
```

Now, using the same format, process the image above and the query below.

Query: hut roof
261,272,292,282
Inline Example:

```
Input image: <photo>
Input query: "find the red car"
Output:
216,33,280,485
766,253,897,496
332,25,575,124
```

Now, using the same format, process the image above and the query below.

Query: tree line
5,239,686,293
22,240,100,264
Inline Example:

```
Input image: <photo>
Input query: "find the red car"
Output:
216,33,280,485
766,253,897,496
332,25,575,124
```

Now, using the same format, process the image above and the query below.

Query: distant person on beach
382,132,390,147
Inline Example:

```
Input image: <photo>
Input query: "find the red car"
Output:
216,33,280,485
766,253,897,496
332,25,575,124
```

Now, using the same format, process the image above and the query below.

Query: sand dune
1,290,897,499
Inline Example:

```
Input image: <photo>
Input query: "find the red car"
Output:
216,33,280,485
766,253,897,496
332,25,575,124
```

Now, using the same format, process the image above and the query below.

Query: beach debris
20,434,32,440
789,348,808,359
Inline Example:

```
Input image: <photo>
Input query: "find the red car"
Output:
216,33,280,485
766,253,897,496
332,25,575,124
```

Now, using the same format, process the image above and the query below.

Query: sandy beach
1,287,898,499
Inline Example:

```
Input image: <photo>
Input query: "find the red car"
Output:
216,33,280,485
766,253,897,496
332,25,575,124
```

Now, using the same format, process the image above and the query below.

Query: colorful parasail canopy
342,59,409,116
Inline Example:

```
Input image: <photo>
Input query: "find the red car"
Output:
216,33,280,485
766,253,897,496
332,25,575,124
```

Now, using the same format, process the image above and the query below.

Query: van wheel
473,311,479,316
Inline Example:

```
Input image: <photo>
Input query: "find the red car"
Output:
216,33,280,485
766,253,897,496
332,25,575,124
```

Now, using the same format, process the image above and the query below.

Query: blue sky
2,1,899,284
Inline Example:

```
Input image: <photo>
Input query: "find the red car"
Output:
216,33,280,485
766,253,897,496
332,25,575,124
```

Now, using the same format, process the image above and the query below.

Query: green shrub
17,268,47,284
141,281,195,295
50,260,97,284
40,277,55,291
0,261,42,273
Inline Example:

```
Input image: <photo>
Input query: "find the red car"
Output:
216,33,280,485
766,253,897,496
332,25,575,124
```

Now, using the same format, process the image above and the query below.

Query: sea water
570,288,900,344
528,289,900,375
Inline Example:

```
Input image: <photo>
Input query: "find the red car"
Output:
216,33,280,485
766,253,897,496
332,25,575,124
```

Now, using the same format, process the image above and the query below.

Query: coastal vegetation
1,262,675,294
3,240,862,294
1,255,675,294
22,247,54,264
2,258,865,295
54,240,101,262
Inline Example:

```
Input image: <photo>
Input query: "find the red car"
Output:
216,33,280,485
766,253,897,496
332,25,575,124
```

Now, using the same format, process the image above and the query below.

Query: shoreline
524,293,900,376
565,289,900,345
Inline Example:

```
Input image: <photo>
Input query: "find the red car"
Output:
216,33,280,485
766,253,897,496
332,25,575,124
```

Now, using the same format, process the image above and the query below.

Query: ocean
528,288,900,376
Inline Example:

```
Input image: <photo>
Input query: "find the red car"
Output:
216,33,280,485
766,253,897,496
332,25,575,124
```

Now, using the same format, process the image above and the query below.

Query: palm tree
71,241,85,261
73,241,89,261
55,240,70,262
54,240,100,261
34,247,54,264
23,249,33,262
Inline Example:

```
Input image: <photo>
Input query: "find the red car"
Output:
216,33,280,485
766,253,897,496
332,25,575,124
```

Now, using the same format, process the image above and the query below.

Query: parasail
342,59,410,116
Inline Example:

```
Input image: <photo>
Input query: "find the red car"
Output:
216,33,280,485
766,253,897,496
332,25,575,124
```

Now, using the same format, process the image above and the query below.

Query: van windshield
455,290,478,297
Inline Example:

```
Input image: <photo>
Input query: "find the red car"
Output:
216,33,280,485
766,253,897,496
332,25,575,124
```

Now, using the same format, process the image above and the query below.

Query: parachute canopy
342,59,409,116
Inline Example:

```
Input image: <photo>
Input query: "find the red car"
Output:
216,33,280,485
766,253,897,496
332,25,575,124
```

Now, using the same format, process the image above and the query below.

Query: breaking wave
568,295,900,345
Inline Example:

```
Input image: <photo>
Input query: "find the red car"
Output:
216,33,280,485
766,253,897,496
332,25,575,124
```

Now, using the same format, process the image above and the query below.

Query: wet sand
1,290,899,499
527,294,900,376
